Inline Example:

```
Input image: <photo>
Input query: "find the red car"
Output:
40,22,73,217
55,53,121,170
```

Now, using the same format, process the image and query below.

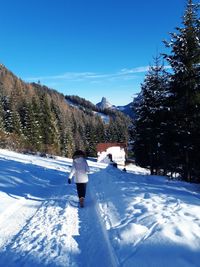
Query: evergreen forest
0,66,130,158
133,0,200,182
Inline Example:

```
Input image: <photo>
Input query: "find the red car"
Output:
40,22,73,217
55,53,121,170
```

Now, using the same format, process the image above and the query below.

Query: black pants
76,183,87,198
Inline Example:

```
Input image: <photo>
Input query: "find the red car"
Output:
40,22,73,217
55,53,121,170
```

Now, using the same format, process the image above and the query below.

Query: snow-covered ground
0,149,200,267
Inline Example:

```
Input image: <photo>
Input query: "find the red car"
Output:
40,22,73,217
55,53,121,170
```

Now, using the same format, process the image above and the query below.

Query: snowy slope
0,149,200,267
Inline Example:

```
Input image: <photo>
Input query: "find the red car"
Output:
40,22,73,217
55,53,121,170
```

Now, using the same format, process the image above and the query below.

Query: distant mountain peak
96,97,114,110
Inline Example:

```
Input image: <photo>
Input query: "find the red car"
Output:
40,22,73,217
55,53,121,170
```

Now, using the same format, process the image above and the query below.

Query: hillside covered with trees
0,64,130,157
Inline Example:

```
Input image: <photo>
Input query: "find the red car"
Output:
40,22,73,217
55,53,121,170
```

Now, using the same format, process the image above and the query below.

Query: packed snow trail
0,186,116,267
0,149,200,267
0,152,116,267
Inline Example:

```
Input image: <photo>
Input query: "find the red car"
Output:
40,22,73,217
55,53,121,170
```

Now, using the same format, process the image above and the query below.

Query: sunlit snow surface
0,149,200,267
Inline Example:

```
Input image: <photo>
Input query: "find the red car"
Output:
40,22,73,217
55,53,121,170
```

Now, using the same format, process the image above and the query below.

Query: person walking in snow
68,150,90,208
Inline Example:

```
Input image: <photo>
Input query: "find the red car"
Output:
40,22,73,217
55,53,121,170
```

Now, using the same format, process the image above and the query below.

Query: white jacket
69,157,90,183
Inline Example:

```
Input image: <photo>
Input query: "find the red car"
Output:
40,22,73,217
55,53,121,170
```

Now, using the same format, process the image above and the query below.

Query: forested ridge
0,64,130,157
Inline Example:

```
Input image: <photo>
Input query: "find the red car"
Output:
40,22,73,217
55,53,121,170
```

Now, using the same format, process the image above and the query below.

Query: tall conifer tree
134,56,169,174
163,0,200,181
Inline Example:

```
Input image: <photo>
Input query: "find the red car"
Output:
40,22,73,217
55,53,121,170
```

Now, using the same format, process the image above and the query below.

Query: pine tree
65,125,75,157
2,96,14,133
163,0,200,181
95,116,105,143
133,56,169,174
0,96,5,131
38,93,57,152
12,110,23,136
21,101,43,150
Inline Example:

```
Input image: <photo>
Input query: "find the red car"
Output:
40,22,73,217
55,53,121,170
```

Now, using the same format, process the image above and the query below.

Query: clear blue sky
0,0,187,105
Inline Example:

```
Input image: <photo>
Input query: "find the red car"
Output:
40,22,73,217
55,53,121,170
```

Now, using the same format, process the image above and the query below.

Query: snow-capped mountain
96,97,114,110
96,97,135,117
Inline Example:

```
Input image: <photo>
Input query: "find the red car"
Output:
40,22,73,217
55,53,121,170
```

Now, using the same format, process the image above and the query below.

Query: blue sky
0,0,186,105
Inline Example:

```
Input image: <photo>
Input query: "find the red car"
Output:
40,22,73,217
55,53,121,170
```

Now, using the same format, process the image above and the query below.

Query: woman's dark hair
72,150,86,159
